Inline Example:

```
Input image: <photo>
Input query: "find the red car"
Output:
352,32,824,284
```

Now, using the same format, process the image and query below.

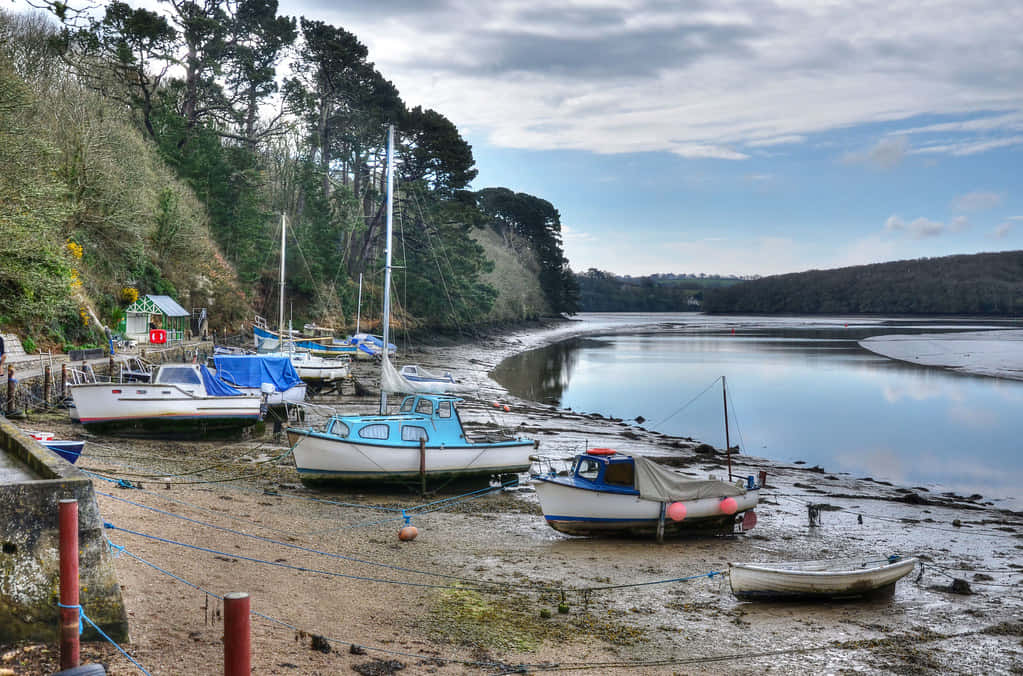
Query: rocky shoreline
3,318,1023,674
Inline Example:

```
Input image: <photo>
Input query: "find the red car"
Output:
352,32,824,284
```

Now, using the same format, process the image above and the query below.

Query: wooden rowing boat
729,555,916,600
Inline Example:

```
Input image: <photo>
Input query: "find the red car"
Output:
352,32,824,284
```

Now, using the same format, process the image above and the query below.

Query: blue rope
56,602,83,635
96,493,491,586
110,541,501,671
103,523,487,591
56,599,153,676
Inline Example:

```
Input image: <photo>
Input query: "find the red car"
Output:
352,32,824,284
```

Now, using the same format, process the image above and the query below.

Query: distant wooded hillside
702,251,1023,315
576,269,745,312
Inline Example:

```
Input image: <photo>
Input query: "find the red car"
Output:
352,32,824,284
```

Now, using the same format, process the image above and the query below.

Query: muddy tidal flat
3,319,1023,675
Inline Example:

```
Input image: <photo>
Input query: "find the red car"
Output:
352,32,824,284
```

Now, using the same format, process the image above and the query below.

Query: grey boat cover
633,456,747,503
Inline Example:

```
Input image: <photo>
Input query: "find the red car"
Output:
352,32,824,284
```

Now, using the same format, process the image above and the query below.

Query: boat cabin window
603,462,634,487
575,457,601,480
415,398,434,415
159,367,202,385
401,426,428,442
437,401,452,418
358,424,390,440
328,420,350,437
399,398,415,413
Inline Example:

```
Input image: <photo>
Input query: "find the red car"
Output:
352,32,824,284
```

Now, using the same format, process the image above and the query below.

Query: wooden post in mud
5,366,13,415
656,502,666,543
224,592,250,676
43,365,51,406
61,363,67,399
419,438,427,496
59,499,80,670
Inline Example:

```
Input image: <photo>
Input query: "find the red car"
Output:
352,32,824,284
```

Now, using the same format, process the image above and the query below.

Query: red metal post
224,592,251,676
59,499,80,670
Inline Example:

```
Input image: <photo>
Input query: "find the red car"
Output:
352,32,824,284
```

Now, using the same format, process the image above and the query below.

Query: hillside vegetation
576,269,743,312
703,251,1023,315
0,7,577,348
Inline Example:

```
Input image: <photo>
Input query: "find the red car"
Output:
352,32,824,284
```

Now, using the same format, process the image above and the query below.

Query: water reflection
493,315,1023,505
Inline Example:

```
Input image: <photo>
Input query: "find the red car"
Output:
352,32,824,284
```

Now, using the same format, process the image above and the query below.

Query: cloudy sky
278,0,1021,277
17,0,1020,276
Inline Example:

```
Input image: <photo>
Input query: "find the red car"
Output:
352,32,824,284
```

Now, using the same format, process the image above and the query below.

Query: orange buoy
398,525,419,541
492,401,500,408
502,405,510,412
586,448,616,456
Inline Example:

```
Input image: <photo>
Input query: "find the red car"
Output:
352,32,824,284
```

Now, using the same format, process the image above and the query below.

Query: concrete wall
0,419,128,642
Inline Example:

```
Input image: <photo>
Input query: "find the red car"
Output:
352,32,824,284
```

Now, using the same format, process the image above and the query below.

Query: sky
12,0,1023,277
277,0,1022,277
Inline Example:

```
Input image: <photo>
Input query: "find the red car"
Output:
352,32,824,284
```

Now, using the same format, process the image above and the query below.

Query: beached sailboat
287,126,537,487
250,215,354,382
68,363,262,437
729,555,917,600
532,449,761,539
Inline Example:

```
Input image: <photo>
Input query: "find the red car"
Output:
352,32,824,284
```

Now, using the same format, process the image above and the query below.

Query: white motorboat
533,449,761,539
69,363,262,437
729,555,917,600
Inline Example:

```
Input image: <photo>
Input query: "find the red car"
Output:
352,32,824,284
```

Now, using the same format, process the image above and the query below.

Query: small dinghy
28,432,85,464
729,555,917,600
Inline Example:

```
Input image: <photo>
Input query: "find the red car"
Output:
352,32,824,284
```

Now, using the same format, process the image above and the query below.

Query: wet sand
4,319,1023,674
860,329,1023,380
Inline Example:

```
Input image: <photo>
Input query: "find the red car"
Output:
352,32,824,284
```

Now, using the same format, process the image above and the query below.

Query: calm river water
493,313,1023,508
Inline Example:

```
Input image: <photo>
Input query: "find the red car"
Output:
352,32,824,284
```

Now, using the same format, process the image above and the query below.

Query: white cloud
884,215,947,239
290,1,1023,159
953,191,1003,212
841,137,909,170
993,222,1013,238
911,135,1023,156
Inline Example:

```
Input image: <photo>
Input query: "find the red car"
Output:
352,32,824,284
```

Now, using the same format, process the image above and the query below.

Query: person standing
0,333,6,373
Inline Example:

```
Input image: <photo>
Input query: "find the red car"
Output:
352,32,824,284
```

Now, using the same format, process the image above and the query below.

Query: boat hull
288,430,535,487
728,557,917,600
534,477,759,537
70,383,262,438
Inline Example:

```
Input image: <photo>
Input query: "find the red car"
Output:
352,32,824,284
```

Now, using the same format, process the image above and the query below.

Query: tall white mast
278,212,287,345
379,125,395,413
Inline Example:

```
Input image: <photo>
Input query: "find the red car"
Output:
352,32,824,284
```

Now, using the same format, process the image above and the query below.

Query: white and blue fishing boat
399,364,454,385
286,393,537,486
287,126,536,487
348,333,396,360
532,449,761,539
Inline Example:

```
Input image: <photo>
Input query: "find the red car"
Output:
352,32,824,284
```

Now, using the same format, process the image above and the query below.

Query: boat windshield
575,457,601,480
158,367,202,385
399,398,415,413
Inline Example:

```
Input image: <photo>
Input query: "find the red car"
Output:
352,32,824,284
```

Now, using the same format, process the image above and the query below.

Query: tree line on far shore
576,269,742,312
702,251,1023,315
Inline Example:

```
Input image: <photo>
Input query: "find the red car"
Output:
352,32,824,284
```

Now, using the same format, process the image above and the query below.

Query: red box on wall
149,329,167,344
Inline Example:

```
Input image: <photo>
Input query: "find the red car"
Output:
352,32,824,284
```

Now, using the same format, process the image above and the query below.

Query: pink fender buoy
398,525,419,541
720,497,738,515
492,401,500,408
742,510,758,530
503,405,511,412
666,502,687,521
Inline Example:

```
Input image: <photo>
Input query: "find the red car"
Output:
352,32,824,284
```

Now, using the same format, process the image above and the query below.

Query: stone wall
0,419,128,642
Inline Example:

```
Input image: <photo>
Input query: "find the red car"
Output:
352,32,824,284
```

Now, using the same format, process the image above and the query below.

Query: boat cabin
571,450,640,494
324,394,468,446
